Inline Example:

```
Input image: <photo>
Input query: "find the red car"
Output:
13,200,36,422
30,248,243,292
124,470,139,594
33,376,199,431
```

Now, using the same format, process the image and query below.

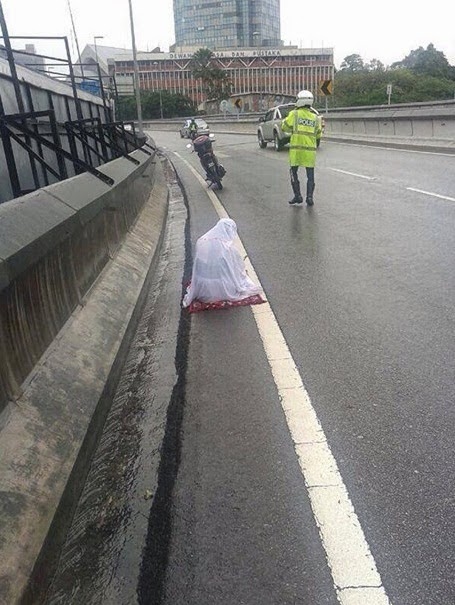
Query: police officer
189,117,198,140
282,90,322,206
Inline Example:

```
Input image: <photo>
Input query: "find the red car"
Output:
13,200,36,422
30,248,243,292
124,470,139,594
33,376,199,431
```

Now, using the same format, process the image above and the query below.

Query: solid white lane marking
329,167,377,180
406,187,455,202
174,151,391,605
329,140,455,157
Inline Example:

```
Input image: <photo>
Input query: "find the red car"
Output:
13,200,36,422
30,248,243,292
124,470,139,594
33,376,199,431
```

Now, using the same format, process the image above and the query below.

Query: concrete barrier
322,105,455,151
0,141,171,604
0,146,155,410
144,102,455,152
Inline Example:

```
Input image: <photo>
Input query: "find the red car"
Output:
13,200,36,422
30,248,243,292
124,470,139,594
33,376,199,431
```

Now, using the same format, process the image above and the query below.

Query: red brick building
113,46,334,107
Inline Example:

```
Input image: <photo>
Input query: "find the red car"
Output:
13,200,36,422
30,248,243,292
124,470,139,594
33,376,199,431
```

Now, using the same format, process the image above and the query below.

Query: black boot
306,182,315,206
289,169,303,205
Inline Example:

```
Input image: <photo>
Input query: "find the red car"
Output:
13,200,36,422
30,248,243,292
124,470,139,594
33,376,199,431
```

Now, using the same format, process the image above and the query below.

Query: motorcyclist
191,134,226,189
188,117,198,140
282,90,322,206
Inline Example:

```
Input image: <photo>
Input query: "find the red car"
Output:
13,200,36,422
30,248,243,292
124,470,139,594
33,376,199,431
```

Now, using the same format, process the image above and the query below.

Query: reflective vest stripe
296,132,317,139
289,145,317,151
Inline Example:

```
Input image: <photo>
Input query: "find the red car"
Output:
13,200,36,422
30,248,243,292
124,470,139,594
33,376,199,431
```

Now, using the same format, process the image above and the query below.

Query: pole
387,83,392,106
94,35,104,67
66,0,84,78
159,68,163,119
127,0,143,135
63,36,83,122
0,1,25,112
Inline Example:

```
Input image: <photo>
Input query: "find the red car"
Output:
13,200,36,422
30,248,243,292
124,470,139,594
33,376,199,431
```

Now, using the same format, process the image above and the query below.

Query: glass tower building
173,0,281,49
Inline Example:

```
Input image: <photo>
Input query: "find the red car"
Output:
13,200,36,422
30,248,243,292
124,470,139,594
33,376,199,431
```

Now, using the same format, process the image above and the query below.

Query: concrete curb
0,158,169,605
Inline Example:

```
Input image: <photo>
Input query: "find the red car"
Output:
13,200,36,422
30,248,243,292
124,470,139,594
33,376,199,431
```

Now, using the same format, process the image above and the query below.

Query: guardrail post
0,95,21,197
48,109,68,180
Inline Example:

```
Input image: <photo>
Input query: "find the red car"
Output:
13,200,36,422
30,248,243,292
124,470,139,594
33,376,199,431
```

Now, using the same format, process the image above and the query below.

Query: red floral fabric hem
186,294,265,314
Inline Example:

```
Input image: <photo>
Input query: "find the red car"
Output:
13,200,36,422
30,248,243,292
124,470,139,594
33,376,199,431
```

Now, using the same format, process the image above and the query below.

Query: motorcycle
186,133,226,190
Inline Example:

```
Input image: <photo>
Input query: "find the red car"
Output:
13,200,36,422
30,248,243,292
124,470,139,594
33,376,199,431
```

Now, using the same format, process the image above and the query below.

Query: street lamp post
152,61,164,119
93,36,104,98
159,67,164,119
252,31,262,110
94,35,104,65
127,0,144,135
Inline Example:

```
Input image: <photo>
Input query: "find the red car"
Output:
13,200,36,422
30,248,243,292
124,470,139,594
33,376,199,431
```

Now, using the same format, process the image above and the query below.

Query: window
279,105,294,119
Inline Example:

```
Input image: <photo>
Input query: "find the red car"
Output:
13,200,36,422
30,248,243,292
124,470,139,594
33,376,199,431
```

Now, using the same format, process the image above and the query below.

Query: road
45,132,455,605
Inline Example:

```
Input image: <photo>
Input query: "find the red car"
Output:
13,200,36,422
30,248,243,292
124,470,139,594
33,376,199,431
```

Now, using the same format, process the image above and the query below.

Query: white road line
406,187,455,202
174,151,391,605
329,168,377,180
329,141,455,157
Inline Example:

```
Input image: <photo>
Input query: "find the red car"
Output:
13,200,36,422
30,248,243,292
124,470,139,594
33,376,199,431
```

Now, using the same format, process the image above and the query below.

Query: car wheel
273,133,282,152
258,131,267,149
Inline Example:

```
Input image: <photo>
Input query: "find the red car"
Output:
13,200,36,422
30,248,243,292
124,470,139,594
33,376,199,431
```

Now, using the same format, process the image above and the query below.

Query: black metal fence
0,5,151,204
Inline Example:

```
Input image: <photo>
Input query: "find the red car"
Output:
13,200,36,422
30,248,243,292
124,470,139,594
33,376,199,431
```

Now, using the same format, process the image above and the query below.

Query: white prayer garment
182,218,261,308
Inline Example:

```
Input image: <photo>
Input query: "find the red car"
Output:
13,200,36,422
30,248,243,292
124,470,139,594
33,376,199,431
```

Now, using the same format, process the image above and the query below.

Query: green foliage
116,91,196,120
191,48,215,76
391,44,452,78
339,54,365,72
333,44,455,107
365,58,385,72
116,95,137,121
190,48,232,101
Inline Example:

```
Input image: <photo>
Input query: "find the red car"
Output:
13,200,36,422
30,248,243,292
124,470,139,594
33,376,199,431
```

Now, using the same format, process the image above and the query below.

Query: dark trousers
290,166,315,200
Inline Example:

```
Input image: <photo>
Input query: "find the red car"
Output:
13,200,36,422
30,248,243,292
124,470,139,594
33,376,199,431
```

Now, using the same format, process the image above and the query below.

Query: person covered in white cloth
182,218,261,308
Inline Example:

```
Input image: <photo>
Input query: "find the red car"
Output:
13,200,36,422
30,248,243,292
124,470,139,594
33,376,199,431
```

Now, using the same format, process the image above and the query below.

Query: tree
332,44,455,107
339,54,365,72
391,44,452,78
366,58,385,72
191,48,215,78
334,67,455,107
116,95,138,121
190,48,232,101
116,91,196,120
142,90,196,119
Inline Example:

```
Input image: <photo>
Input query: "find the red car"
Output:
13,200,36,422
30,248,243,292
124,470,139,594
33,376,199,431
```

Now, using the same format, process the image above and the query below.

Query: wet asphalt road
45,133,455,605
157,133,455,605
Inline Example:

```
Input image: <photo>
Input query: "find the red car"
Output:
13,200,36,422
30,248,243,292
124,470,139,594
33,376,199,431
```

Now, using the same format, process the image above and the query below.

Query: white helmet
296,89,314,107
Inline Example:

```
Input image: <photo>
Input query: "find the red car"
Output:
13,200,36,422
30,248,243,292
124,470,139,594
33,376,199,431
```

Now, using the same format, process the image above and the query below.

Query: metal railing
0,4,155,203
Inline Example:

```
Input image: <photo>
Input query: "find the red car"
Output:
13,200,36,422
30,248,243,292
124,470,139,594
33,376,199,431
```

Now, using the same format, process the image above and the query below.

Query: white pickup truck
257,103,323,151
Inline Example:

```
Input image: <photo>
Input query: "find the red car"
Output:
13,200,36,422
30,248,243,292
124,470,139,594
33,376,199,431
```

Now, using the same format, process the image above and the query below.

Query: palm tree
191,48,232,101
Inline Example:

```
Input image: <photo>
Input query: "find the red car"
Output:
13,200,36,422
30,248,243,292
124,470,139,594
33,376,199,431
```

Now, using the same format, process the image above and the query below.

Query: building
77,44,148,97
113,46,334,109
79,44,142,80
0,44,45,72
173,0,281,49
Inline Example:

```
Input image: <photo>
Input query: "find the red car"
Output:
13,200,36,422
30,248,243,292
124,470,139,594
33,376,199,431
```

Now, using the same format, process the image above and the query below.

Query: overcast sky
2,0,455,69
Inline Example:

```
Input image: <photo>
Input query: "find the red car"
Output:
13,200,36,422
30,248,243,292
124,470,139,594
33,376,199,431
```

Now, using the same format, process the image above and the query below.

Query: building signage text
169,49,286,59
